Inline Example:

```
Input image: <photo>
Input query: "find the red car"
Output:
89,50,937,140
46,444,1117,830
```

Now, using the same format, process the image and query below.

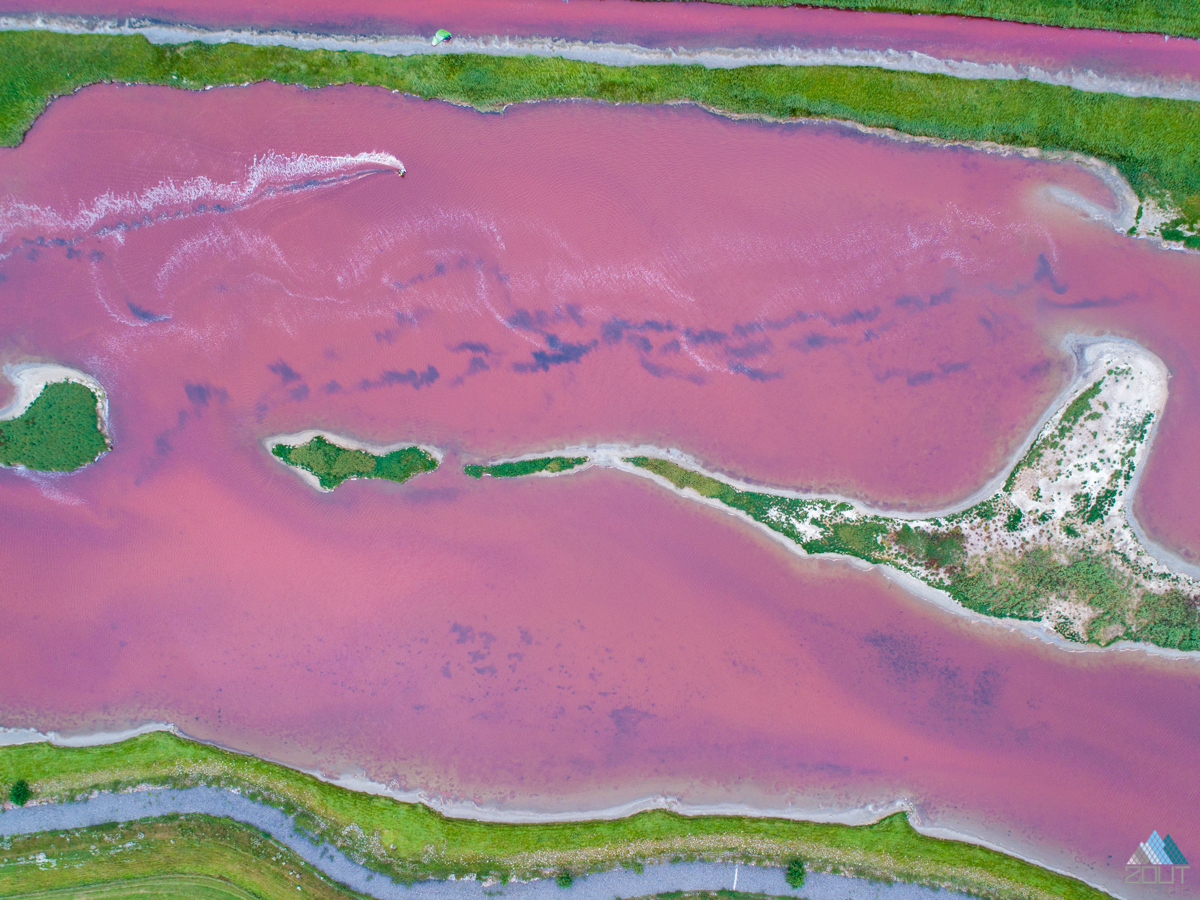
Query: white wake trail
0,150,405,246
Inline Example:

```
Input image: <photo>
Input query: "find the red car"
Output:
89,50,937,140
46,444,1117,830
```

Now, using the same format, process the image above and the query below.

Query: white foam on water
0,150,404,245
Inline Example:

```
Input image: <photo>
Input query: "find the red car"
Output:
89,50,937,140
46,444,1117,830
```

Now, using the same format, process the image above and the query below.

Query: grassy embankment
271,435,437,490
626,454,1200,649
659,0,1200,40
464,457,588,479
0,815,372,900
0,733,1109,900
2,31,1200,239
0,382,109,472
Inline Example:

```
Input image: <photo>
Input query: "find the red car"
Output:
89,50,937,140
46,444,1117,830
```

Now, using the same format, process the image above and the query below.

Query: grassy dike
2,31,1200,235
0,815,372,900
663,0,1200,40
0,734,1106,900
0,382,109,473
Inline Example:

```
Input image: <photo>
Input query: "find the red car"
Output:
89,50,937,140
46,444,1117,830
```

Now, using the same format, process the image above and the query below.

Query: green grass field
1,733,1107,900
0,381,109,472
2,30,1200,233
663,0,1200,39
0,814,368,900
271,435,438,490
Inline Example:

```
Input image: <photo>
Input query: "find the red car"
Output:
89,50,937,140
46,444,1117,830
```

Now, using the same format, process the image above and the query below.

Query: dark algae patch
0,380,109,472
4,31,1200,234
272,435,437,490
464,456,588,479
0,733,1115,900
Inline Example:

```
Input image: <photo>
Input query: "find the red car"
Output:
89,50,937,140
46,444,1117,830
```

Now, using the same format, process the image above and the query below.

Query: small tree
785,857,806,888
555,870,574,888
9,779,31,806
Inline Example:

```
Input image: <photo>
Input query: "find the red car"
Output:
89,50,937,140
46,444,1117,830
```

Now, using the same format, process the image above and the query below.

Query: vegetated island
0,731,1110,900
1,30,1199,246
650,0,1200,40
0,363,110,472
470,339,1200,651
270,432,439,491
464,456,588,479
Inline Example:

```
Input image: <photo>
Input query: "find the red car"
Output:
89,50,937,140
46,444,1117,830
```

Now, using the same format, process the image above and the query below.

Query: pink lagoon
2,83,1200,898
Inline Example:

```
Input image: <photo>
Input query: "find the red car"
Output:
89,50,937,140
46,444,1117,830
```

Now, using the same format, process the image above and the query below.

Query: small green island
271,434,438,490
0,378,109,472
464,456,588,479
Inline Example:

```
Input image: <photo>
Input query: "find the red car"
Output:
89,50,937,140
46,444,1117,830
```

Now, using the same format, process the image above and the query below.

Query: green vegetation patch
784,858,806,888
0,733,1109,900
663,0,1200,40
464,456,588,479
0,814,367,900
0,381,108,472
1056,380,1103,435
625,457,892,562
8,779,31,806
4,30,1200,225
271,435,437,490
947,547,1133,639
1132,589,1200,650
893,525,967,571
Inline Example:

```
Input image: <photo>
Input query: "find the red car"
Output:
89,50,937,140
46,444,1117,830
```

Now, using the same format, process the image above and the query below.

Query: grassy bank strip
271,435,437,491
0,382,109,473
658,0,1200,40
2,31,1200,235
0,813,367,900
464,457,588,479
1,734,1106,900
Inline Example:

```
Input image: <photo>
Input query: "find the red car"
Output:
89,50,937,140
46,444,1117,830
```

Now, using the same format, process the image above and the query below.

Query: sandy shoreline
4,14,1200,103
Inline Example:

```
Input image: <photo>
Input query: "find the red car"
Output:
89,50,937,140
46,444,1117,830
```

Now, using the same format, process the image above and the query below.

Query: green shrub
556,871,574,888
785,857,806,888
9,778,31,806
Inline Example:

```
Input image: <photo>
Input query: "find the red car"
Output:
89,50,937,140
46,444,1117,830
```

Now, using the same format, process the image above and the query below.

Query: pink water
6,0,1200,90
2,84,1200,897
